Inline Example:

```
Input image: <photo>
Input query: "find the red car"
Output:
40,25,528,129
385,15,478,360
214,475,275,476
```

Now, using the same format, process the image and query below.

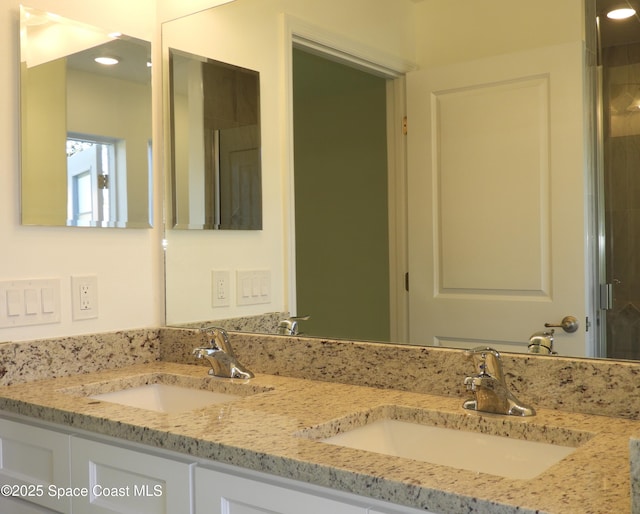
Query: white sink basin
61,373,271,414
321,418,577,479
89,384,240,414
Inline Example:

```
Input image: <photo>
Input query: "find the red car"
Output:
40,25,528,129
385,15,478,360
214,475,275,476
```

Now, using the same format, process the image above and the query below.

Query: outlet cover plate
211,270,231,307
71,275,98,320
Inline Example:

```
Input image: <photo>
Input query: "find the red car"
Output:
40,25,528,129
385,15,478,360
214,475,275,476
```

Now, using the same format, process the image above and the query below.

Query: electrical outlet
71,275,98,320
211,271,230,307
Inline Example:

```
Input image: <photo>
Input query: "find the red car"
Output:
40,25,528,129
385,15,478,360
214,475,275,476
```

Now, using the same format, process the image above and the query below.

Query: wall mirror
20,5,152,228
169,48,262,230
163,0,640,362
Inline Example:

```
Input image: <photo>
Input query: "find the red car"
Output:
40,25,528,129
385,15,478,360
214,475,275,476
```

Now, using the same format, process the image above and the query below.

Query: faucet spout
462,347,534,417
193,327,254,379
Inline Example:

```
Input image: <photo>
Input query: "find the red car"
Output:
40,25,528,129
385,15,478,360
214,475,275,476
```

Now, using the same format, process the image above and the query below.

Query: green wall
293,48,390,341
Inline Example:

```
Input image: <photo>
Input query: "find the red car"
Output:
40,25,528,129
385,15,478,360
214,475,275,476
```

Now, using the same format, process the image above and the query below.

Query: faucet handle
200,326,234,354
464,346,503,379
464,346,500,358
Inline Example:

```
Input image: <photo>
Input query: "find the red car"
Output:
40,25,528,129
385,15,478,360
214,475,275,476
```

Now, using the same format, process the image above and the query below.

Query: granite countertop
0,361,635,514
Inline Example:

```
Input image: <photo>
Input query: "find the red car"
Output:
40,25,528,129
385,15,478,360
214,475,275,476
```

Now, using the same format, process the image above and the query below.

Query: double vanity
0,328,638,513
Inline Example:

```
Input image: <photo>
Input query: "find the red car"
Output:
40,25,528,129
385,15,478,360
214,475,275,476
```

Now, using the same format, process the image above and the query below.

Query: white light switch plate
0,278,61,327
236,270,271,306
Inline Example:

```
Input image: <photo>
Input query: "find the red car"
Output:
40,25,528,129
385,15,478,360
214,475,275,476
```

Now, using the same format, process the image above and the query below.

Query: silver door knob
544,316,579,333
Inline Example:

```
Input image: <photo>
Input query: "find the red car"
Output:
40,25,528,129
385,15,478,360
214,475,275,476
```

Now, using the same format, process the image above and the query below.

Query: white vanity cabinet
0,416,194,514
0,415,435,514
195,467,364,514
69,437,194,514
0,418,71,513
194,467,435,514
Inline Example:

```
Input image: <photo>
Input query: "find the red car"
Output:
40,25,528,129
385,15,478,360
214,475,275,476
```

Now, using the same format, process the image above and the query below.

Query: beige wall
1,0,160,343
21,59,67,225
415,0,585,68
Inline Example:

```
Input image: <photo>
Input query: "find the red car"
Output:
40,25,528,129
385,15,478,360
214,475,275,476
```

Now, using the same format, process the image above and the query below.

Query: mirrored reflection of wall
170,48,262,230
20,6,152,228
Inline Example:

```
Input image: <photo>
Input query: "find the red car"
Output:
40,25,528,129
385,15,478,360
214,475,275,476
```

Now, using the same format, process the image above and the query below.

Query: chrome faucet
528,329,556,354
192,327,254,379
276,315,310,336
462,346,535,417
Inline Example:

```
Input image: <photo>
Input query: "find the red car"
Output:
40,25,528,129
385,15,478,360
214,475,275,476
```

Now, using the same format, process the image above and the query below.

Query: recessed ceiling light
607,8,636,20
94,56,119,66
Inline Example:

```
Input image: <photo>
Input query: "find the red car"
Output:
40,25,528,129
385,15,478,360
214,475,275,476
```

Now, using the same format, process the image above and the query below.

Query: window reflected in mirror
169,48,262,230
66,136,120,225
19,5,152,228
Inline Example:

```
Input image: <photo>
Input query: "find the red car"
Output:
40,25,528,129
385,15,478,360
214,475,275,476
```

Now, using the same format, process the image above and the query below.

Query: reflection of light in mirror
607,8,636,19
94,56,119,65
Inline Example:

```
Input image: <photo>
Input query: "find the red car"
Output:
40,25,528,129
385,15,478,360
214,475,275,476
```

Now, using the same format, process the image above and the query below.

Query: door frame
281,14,415,341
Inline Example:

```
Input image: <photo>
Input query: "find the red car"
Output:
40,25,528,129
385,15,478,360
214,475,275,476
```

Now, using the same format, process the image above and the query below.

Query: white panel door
407,42,590,356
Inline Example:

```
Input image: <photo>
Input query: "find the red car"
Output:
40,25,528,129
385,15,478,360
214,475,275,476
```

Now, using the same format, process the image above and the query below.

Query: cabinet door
0,495,61,513
195,468,365,514
70,437,194,514
0,418,71,513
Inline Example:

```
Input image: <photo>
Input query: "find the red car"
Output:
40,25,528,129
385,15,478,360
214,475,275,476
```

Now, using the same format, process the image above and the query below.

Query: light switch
242,277,252,298
6,289,21,317
24,289,38,315
41,287,55,313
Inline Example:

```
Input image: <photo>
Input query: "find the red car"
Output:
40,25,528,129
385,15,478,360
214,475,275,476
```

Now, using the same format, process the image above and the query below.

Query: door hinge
599,283,613,310
404,272,409,291
402,116,408,135
97,174,109,190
